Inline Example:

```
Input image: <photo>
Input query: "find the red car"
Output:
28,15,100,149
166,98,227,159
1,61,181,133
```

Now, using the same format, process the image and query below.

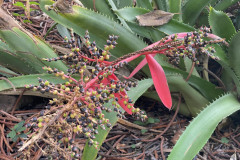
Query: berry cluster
166,27,221,65
22,31,146,159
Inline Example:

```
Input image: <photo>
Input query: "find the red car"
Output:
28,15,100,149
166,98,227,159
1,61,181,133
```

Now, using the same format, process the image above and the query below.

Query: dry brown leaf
136,10,174,26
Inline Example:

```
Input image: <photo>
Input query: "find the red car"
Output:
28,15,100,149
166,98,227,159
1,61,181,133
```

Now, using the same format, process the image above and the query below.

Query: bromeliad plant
16,27,226,159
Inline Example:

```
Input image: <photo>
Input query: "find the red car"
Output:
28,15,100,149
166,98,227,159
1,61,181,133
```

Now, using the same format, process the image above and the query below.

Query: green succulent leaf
168,93,240,160
0,74,69,92
56,24,71,39
228,31,240,88
39,0,147,66
214,0,239,11
136,0,153,10
182,0,211,25
107,0,132,32
82,78,153,160
163,67,224,101
0,28,68,72
111,0,133,9
0,65,19,77
167,74,209,117
209,7,236,42
154,0,168,11
81,0,116,19
168,0,182,20
0,40,44,74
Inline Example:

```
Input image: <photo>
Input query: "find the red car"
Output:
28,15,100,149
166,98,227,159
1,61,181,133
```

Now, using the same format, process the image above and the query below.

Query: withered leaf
136,10,174,26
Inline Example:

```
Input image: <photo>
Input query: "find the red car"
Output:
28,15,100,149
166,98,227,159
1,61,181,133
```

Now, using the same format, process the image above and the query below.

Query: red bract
111,32,224,110
145,54,172,108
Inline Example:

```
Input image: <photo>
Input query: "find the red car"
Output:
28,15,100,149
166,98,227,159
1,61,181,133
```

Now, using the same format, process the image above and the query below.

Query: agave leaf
39,0,147,67
228,31,240,87
144,91,193,117
214,0,239,11
126,22,166,42
106,0,132,32
168,93,240,160
0,41,43,74
209,7,236,42
146,54,172,109
111,0,133,8
0,74,69,92
0,65,19,77
154,0,168,11
182,0,211,25
0,28,68,72
82,78,154,160
167,74,209,116
56,24,71,39
136,0,153,11
168,0,182,20
164,66,223,101
0,8,68,72
80,0,116,19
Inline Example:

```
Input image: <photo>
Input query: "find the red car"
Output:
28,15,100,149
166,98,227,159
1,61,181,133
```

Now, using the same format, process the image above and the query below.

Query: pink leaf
145,54,172,109
124,54,156,79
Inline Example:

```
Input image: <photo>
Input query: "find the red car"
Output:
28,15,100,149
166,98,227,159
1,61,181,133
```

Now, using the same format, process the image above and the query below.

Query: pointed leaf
145,54,172,108
182,0,211,25
168,93,240,160
209,7,236,42
168,0,182,20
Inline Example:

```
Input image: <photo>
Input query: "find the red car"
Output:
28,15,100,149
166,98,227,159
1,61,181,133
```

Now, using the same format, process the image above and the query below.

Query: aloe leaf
0,74,68,92
39,0,147,60
156,19,194,34
228,31,240,85
214,0,239,11
0,28,68,72
82,78,153,160
80,0,116,19
163,67,224,101
154,0,168,11
0,65,19,77
136,0,153,10
182,0,211,25
168,0,182,20
210,0,220,6
167,74,209,117
107,0,132,32
168,93,240,160
111,0,133,8
127,22,166,42
0,41,42,74
56,24,71,39
209,7,236,42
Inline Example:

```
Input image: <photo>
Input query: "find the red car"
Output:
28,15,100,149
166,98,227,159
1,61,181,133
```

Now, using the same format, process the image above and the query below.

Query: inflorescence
23,31,146,159
21,27,226,159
